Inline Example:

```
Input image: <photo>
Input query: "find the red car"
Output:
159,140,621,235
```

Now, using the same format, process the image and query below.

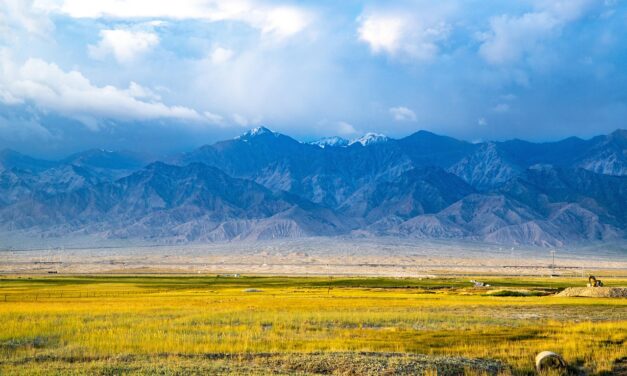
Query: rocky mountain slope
0,127,625,246
0,162,348,242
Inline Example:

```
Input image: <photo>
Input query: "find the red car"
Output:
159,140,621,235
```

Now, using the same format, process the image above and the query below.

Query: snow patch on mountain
310,137,349,148
349,133,389,146
236,126,276,140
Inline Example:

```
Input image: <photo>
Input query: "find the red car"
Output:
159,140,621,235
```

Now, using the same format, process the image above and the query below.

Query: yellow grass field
0,276,625,375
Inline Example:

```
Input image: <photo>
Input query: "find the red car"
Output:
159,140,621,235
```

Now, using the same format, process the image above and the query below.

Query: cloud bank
0,51,208,129
0,0,625,157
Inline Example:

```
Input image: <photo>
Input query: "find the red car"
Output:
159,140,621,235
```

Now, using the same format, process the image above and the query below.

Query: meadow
0,275,625,375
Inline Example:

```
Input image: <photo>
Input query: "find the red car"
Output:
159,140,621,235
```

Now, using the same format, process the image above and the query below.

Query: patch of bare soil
2,353,508,376
257,352,507,376
557,287,627,298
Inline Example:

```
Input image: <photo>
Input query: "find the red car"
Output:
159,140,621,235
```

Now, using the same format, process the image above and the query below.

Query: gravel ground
557,287,627,298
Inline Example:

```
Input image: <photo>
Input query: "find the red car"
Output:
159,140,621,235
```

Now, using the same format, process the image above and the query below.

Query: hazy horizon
2,126,626,160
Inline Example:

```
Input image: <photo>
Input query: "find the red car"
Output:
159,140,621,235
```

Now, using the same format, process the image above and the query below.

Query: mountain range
0,127,625,247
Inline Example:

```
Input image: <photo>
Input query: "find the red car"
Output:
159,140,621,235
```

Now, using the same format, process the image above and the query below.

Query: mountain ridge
1,128,625,246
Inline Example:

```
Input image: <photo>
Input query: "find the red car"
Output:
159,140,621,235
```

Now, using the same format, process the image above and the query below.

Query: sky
0,0,626,158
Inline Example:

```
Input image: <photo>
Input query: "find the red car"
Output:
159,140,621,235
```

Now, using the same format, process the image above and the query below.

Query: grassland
0,275,625,375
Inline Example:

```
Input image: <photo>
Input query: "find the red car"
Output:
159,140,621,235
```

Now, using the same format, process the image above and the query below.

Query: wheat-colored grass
0,276,625,375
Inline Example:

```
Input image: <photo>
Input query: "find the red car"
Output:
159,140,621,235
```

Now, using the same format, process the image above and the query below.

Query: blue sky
0,0,626,157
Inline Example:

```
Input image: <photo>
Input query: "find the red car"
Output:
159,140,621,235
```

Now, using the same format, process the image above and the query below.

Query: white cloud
538,0,597,21
233,114,249,126
358,14,405,55
0,0,54,37
337,121,357,135
210,47,234,64
357,6,452,61
389,106,416,122
43,0,312,39
88,29,159,64
261,6,311,38
232,113,262,127
0,13,8,39
203,111,224,125
479,0,597,65
479,13,557,65
0,52,207,129
125,81,161,101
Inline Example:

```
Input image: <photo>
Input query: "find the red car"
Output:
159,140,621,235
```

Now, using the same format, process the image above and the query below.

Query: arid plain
2,238,626,277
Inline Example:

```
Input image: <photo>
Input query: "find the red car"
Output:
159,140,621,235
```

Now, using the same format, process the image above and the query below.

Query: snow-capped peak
236,126,275,140
349,133,389,146
310,136,349,148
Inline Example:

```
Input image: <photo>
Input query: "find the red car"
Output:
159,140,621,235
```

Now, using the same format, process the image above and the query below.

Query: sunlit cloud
0,52,208,130
88,29,159,64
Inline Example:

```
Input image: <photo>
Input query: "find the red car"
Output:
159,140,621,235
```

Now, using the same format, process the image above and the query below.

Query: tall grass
0,276,625,374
